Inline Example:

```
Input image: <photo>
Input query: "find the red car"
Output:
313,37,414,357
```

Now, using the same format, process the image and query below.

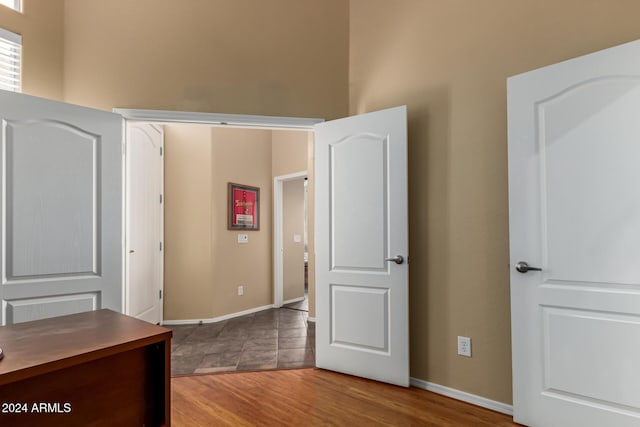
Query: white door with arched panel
0,91,122,325
126,123,163,324
315,106,408,386
509,39,640,426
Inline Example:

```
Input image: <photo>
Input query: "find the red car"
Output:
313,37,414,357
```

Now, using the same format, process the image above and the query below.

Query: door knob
385,255,404,265
515,261,542,273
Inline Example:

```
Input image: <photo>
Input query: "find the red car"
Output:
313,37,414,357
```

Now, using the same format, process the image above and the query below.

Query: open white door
126,123,163,324
0,91,122,325
315,106,408,386
509,39,640,426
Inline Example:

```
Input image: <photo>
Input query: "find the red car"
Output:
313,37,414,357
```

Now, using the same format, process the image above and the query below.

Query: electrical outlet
457,336,472,357
237,285,244,296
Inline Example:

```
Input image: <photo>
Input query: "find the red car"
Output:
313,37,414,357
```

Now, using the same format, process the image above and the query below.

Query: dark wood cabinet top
0,309,172,386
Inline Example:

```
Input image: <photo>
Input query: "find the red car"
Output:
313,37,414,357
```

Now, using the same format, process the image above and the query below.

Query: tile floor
168,306,315,376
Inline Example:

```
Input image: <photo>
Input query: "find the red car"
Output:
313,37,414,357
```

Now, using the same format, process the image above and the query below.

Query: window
0,0,21,12
0,28,21,92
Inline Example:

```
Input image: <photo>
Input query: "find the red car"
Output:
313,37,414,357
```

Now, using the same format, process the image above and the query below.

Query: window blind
0,28,21,92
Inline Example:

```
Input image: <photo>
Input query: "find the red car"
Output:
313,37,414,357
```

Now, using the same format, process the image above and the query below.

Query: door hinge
159,289,162,299
160,241,163,251
160,194,163,204
160,147,163,156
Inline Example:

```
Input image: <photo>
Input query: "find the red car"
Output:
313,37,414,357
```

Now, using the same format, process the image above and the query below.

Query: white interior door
315,106,408,386
126,123,163,324
0,90,122,325
508,39,640,426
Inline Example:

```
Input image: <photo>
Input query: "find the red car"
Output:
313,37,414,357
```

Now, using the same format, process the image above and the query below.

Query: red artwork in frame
228,182,260,230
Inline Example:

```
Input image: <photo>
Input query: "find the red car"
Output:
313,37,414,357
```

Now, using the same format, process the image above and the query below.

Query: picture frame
228,182,260,230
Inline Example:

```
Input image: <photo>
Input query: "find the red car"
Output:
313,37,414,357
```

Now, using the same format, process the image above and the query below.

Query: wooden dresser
0,309,172,426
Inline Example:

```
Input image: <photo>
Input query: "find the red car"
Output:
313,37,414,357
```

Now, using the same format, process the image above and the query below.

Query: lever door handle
515,261,542,273
385,255,404,265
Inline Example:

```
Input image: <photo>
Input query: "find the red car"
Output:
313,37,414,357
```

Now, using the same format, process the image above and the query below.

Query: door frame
115,108,322,323
115,109,323,130
273,171,308,308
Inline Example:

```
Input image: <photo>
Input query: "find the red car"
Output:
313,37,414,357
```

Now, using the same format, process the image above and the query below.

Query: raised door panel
5,120,100,280
331,285,389,353
540,78,640,286
543,307,640,410
5,293,98,324
330,133,388,271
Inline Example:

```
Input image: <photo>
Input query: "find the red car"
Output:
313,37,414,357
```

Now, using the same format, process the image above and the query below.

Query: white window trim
0,0,21,13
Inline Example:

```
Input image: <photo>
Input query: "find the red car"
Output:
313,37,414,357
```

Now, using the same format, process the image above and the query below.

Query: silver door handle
515,261,542,273
385,255,404,265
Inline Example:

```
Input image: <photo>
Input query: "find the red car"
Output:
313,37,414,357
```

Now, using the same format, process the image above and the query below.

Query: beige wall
282,179,305,301
272,130,308,176
0,0,64,100
166,126,274,321
349,0,640,404
164,125,213,320
211,127,273,316
62,0,349,119
164,126,309,321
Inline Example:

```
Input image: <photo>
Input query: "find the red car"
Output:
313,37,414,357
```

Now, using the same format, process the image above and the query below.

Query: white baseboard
410,377,513,416
283,296,305,305
307,317,316,322
162,304,274,326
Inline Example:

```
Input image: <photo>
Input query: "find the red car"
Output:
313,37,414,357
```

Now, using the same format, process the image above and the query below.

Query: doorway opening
283,178,310,313
274,172,309,313
119,109,320,374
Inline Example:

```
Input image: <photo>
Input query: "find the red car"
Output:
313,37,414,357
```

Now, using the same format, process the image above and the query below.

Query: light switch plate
238,234,249,244
293,234,302,243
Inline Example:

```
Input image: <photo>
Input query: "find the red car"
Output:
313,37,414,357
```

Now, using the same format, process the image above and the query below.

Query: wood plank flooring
172,368,521,426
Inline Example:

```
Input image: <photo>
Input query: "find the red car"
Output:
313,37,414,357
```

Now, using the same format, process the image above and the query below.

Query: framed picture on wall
228,182,260,230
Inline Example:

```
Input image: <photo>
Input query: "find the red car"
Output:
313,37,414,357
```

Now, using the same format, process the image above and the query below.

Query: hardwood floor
172,368,521,426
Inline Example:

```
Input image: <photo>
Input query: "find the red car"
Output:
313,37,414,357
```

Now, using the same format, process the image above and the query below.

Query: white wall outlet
237,285,244,296
238,234,249,244
457,336,472,357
